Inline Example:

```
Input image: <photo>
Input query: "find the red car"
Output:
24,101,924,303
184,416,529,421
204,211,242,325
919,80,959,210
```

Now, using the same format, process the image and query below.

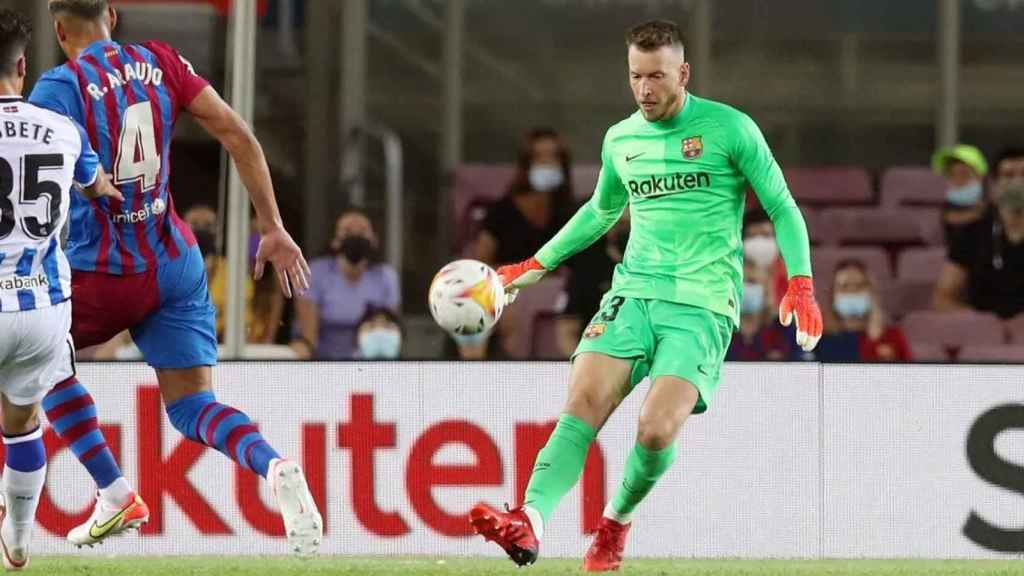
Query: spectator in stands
726,260,799,361
816,259,912,362
355,307,403,360
743,208,788,307
931,144,989,242
935,148,1024,319
293,208,401,359
456,128,574,359
554,213,630,357
474,127,573,267
184,205,285,344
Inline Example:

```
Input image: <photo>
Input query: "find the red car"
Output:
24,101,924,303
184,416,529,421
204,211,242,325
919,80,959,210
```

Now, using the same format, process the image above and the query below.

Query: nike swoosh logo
89,506,129,539
697,365,709,377
625,152,646,162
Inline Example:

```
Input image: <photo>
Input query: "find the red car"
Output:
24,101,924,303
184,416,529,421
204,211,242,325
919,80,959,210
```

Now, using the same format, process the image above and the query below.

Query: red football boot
583,517,631,572
469,502,539,566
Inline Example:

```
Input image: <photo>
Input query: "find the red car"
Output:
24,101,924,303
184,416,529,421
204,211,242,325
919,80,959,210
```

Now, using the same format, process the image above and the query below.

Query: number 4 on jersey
114,102,160,191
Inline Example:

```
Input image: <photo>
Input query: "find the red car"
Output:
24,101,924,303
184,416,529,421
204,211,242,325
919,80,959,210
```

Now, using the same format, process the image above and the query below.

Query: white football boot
67,492,149,548
0,496,28,571
270,459,323,556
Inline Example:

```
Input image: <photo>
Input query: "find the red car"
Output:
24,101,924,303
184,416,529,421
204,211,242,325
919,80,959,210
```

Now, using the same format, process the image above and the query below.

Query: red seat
1006,315,1024,345
909,342,949,362
572,164,601,201
800,207,836,246
958,345,1024,363
784,167,873,205
452,164,516,247
884,280,935,319
819,208,942,246
897,247,947,281
902,310,1006,349
881,166,948,208
498,275,566,359
531,312,566,360
811,247,892,311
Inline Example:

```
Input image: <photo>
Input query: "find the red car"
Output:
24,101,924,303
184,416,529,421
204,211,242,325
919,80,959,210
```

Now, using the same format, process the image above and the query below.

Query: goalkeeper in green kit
469,20,823,571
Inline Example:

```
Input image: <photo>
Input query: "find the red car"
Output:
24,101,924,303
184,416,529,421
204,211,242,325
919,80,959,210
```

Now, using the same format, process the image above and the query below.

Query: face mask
528,165,564,193
741,282,765,315
744,236,778,268
340,235,372,265
946,181,983,207
834,292,872,319
194,228,217,257
358,329,401,359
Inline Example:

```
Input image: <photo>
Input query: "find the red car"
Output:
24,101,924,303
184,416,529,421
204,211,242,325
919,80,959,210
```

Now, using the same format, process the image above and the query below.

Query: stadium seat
572,164,601,201
957,345,1024,363
801,207,835,246
909,342,949,362
456,199,494,256
500,275,566,359
1006,315,1024,345
880,166,948,208
811,247,892,310
819,208,942,246
783,167,873,205
884,280,935,319
901,310,1006,349
452,163,516,239
531,312,566,360
897,247,947,281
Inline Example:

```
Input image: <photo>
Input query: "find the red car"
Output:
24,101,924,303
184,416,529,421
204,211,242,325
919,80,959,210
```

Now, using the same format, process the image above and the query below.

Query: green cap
931,144,989,177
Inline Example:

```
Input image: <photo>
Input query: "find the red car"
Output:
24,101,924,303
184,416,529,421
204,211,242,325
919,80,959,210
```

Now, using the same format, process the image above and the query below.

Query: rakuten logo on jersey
0,273,49,291
627,171,711,198
110,198,166,225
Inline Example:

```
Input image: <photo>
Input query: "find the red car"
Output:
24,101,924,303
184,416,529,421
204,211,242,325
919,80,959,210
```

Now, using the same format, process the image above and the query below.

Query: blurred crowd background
7,0,1024,362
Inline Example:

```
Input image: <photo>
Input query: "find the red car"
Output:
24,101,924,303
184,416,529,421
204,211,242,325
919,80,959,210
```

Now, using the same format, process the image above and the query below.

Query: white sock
603,501,632,525
523,505,544,540
98,477,134,508
3,465,46,550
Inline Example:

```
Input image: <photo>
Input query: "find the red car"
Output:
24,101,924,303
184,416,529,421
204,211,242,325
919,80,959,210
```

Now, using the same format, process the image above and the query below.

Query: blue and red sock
165,391,280,479
42,377,123,489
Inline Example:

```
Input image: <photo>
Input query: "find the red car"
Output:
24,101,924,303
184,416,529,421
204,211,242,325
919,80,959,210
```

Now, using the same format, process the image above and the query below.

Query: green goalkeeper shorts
572,294,734,414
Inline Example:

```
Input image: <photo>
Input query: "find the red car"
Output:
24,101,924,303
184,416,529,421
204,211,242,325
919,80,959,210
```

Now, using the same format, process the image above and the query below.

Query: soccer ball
428,259,505,336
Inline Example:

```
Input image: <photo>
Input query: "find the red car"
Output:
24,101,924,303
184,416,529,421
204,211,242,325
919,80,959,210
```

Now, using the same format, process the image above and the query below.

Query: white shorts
0,300,74,406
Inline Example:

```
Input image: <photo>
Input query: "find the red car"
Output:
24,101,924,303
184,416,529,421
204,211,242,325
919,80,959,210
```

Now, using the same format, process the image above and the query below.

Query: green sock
523,414,596,524
609,441,678,520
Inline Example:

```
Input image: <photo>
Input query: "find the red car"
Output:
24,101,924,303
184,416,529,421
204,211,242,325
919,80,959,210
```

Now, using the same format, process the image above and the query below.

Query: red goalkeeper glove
496,257,548,304
778,275,823,352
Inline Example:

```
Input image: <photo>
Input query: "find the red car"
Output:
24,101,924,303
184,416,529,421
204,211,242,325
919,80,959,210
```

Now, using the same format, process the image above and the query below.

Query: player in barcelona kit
470,20,823,571
29,0,321,554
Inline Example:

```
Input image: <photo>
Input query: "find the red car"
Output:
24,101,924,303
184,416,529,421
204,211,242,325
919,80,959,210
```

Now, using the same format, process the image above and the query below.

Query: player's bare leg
585,375,699,572
471,352,632,566
0,396,47,571
157,366,323,556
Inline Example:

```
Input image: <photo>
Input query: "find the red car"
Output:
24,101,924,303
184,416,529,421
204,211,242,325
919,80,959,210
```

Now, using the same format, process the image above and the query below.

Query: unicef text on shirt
109,198,166,225
627,172,711,198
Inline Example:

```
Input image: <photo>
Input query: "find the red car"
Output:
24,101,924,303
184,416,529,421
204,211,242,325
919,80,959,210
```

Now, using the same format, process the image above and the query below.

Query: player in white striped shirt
0,9,120,570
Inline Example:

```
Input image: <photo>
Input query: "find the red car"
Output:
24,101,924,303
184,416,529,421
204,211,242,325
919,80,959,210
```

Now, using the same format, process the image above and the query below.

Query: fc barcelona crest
682,136,703,160
583,323,607,339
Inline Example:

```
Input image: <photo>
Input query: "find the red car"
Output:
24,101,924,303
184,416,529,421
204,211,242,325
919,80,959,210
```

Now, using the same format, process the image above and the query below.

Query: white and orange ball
428,259,505,336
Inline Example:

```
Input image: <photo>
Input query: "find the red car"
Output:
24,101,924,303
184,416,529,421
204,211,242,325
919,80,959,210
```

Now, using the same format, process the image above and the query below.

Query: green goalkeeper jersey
535,93,812,327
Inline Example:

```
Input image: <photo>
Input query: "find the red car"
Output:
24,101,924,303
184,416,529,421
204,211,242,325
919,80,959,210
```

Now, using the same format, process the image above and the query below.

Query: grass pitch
30,556,1024,575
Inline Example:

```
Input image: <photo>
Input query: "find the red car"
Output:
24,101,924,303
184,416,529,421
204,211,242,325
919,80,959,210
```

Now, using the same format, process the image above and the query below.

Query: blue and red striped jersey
29,39,208,275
